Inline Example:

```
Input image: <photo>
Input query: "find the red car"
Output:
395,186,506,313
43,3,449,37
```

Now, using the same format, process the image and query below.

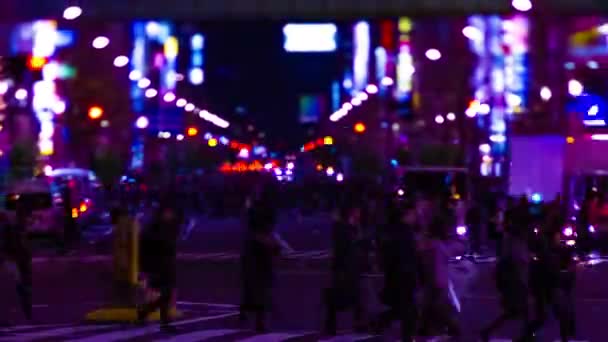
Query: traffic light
186,126,199,137
88,106,104,119
354,122,366,133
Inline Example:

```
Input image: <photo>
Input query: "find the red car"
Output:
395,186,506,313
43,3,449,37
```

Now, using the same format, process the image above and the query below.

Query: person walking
418,198,463,340
323,201,366,335
519,228,577,342
239,187,280,332
137,198,181,333
2,202,33,322
480,223,530,341
373,199,418,341
61,184,77,253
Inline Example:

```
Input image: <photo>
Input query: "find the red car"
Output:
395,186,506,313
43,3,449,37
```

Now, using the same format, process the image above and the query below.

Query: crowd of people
0,180,586,341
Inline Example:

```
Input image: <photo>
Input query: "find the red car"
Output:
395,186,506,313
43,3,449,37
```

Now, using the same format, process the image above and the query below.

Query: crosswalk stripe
0,323,68,333
319,333,377,341
236,332,316,341
153,329,242,342
0,325,114,341
65,313,239,342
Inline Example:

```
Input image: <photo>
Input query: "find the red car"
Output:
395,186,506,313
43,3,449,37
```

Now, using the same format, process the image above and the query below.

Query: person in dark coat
3,202,33,321
480,223,530,341
239,187,280,332
373,199,418,341
323,202,366,335
61,185,77,252
137,199,181,332
519,228,576,342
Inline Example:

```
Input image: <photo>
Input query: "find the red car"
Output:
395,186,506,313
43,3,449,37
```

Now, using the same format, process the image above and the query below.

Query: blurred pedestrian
480,223,530,341
137,198,182,333
418,199,463,340
239,187,280,332
373,199,418,341
519,228,576,342
61,184,77,253
2,202,33,322
323,201,366,335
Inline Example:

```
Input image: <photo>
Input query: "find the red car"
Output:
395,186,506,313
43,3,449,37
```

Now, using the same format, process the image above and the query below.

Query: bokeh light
135,116,149,129
92,36,110,49
63,6,82,20
144,88,158,98
113,55,129,67
425,49,442,61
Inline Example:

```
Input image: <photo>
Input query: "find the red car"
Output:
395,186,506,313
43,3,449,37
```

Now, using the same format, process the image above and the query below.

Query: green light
57,63,77,79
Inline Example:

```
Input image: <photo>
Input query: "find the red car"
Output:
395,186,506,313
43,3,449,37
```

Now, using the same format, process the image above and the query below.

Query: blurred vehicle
48,168,110,231
4,178,62,237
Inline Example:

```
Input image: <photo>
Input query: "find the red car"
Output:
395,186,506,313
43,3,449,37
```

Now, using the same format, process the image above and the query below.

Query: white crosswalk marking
65,313,238,342
0,325,114,341
236,332,316,341
319,333,377,341
0,323,68,333
153,329,242,341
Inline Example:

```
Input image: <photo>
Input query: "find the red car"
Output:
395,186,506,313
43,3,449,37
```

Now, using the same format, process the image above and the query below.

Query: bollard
85,214,142,322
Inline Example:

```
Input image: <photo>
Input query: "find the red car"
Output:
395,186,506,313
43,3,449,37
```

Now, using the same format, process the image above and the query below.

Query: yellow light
80,204,88,212
72,208,79,218
187,127,198,137
316,164,323,171
398,17,412,33
323,136,333,145
482,155,493,163
39,140,54,156
164,36,179,59
354,122,366,133
566,136,575,144
28,56,47,70
88,106,103,119
208,138,218,147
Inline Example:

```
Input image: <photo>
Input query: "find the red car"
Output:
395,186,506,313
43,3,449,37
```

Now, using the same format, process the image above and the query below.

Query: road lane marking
65,313,239,342
154,328,242,341
0,325,114,341
236,332,316,341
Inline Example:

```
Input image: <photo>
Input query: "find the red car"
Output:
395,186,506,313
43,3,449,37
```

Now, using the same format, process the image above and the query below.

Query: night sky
189,21,341,150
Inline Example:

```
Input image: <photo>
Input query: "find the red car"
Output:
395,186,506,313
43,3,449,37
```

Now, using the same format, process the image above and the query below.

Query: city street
0,215,606,341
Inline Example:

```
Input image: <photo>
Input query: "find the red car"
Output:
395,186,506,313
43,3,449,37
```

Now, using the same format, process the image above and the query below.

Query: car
47,168,110,231
4,178,63,237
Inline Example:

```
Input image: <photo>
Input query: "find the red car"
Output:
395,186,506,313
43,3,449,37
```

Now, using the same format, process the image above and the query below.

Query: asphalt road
1,213,606,341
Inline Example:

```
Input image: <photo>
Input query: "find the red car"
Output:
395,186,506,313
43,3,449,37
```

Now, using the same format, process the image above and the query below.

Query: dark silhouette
324,202,366,335
374,199,418,341
137,198,181,333
239,187,280,332
481,223,529,341
2,202,33,321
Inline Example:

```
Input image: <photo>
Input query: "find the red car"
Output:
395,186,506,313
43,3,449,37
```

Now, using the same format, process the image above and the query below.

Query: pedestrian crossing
31,250,334,264
0,321,590,342
30,250,508,265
